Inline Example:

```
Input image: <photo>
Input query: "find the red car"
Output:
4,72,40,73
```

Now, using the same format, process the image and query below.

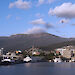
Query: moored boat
23,56,32,63
53,58,62,63
1,58,12,65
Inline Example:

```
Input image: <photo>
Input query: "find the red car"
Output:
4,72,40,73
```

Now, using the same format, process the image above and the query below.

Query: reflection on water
25,63,31,67
0,62,75,75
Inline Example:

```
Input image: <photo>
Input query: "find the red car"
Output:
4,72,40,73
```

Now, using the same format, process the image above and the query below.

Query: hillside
0,33,73,51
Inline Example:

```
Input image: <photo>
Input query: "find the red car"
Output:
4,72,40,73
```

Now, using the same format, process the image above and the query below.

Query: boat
53,58,62,63
1,58,12,65
23,56,32,63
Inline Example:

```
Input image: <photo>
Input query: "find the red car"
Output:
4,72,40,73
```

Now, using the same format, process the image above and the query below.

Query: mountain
0,33,74,52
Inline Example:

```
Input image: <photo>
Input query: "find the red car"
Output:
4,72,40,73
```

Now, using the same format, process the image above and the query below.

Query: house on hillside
55,45,75,59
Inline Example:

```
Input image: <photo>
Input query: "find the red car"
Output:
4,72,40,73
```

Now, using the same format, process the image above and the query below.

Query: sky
0,0,75,38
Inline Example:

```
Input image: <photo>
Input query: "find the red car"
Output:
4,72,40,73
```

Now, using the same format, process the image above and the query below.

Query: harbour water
0,62,75,75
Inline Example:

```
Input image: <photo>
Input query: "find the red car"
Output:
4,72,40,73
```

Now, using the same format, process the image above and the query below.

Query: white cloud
37,0,55,6
59,19,69,24
30,18,54,29
25,27,46,34
30,18,46,25
9,0,31,10
49,3,75,18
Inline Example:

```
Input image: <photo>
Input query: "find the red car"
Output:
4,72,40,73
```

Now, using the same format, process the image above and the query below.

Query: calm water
0,62,75,75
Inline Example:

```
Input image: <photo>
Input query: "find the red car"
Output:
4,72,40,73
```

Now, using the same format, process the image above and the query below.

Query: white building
56,46,75,58
55,48,66,55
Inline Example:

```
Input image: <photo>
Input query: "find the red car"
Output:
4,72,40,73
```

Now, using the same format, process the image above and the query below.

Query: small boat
1,58,12,65
23,56,32,63
53,58,62,63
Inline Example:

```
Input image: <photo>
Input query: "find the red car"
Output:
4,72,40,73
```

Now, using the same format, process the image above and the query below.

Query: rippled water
0,62,75,75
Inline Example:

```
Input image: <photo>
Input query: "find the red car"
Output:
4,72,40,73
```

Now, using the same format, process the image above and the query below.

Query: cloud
45,23,54,29
6,15,12,19
71,24,75,26
49,3,75,18
59,19,69,24
25,27,46,34
30,18,54,29
30,18,46,25
37,0,55,6
9,0,31,10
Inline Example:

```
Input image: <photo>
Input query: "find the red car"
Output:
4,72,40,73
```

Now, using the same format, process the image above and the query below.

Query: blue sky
0,0,75,38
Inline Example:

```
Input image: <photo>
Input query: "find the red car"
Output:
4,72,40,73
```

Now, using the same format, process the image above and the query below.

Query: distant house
55,48,66,55
16,50,22,54
31,48,41,56
28,46,41,56
62,46,75,58
56,45,75,59
2,51,22,60
32,51,40,56
63,49,72,58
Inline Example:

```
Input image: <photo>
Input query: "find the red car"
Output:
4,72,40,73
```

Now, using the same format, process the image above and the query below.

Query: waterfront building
63,46,75,58
3,51,23,60
63,49,72,58
55,48,66,55
56,46,75,59
16,50,22,54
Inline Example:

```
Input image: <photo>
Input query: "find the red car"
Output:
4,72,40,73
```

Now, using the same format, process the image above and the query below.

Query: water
0,62,75,75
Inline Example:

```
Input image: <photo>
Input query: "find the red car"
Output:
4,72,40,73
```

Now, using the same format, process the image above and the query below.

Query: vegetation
44,53,55,60
22,51,28,57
